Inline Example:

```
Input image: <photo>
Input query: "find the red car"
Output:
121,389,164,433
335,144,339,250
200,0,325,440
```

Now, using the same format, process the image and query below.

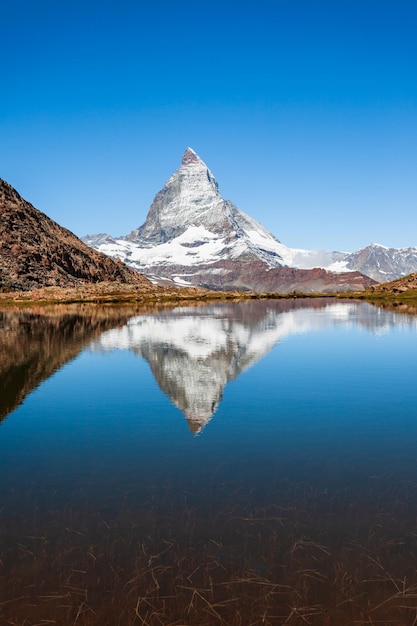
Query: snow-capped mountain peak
87,148,294,278
82,149,375,292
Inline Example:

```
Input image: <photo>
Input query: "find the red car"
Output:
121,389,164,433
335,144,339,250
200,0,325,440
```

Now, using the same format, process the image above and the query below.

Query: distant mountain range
339,244,417,282
84,148,417,291
0,178,146,291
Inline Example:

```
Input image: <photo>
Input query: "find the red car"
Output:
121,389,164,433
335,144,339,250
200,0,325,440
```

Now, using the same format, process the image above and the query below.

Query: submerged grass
2,476,417,625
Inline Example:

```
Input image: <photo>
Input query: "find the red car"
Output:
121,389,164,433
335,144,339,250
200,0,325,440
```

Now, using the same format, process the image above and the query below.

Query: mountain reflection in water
1,299,417,431
92,298,417,433
0,304,149,423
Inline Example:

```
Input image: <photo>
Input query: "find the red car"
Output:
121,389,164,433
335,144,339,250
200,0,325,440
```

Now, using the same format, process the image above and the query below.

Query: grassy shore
0,281,344,307
1,276,417,308
356,289,417,307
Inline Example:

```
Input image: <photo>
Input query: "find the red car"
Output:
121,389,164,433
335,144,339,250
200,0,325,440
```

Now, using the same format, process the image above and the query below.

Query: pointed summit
126,147,223,244
181,147,202,166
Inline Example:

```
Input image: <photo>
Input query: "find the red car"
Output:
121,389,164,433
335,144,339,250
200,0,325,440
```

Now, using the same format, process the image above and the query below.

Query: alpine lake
1,297,417,626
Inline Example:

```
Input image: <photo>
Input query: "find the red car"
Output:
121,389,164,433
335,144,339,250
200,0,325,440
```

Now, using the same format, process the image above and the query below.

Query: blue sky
1,0,416,251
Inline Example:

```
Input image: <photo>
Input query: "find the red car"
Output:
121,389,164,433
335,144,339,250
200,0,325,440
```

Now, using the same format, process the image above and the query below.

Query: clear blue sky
1,0,416,251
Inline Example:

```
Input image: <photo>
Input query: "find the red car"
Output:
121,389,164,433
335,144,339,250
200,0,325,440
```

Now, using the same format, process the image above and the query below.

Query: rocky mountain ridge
0,178,147,291
84,148,374,293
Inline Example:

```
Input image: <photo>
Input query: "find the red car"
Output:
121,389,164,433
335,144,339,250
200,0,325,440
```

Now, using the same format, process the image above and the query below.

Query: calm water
1,299,417,625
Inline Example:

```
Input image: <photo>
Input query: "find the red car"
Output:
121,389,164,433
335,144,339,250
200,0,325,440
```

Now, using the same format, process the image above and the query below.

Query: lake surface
1,298,417,625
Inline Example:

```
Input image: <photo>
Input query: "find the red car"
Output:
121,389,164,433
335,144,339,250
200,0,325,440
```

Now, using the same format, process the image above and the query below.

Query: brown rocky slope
368,272,417,294
0,178,148,291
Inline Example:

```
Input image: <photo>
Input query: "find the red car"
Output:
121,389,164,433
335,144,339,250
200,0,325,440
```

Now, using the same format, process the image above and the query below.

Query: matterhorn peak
83,148,376,292
125,147,225,244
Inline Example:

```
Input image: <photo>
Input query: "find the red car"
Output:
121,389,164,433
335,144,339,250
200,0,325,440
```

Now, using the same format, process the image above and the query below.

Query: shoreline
0,281,357,307
1,280,417,309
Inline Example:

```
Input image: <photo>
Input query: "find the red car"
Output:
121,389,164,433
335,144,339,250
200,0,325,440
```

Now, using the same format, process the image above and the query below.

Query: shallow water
1,299,417,625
